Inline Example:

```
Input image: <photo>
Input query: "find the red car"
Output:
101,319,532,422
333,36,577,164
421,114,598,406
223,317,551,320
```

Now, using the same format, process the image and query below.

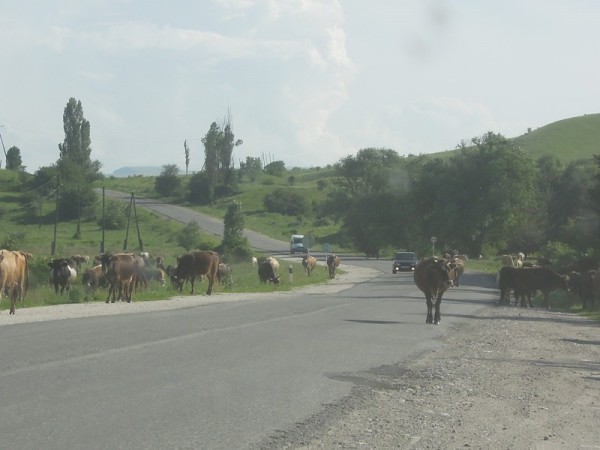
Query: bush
263,188,308,216
98,199,128,230
1,231,26,250
155,165,183,197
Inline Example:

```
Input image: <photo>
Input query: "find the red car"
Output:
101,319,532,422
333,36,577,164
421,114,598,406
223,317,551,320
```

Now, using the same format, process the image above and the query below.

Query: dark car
392,251,417,273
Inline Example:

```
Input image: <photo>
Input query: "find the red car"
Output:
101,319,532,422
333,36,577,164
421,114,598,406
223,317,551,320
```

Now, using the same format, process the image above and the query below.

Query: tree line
4,97,600,266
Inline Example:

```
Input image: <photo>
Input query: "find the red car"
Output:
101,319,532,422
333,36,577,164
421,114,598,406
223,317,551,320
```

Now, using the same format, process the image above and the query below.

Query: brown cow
513,267,570,309
450,257,465,287
0,249,31,314
171,251,220,295
414,257,454,325
101,253,138,303
302,255,317,276
326,254,340,279
82,264,107,291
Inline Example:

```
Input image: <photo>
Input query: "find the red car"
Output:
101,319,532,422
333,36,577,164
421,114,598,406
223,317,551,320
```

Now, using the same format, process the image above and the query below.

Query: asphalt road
0,192,499,449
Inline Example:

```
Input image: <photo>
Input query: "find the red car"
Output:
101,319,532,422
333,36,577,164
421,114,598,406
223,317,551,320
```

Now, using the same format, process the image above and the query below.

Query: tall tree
184,140,190,176
56,97,102,221
221,201,251,261
6,146,23,171
201,118,243,201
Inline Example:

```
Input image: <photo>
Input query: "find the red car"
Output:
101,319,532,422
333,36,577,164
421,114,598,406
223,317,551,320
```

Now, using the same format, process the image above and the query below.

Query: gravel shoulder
299,307,600,450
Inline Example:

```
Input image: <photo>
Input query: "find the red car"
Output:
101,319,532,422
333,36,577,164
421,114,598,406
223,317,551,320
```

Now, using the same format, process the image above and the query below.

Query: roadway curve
0,192,498,449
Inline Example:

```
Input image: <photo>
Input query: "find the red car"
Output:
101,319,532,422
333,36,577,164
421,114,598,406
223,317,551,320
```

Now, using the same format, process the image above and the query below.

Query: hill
429,113,600,163
513,114,600,164
111,166,164,177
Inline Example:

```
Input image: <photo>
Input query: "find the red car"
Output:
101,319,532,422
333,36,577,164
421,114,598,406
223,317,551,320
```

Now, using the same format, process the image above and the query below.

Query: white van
290,234,306,254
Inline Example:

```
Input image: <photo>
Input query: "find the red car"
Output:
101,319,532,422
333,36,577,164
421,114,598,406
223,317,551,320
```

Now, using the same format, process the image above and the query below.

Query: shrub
263,188,308,216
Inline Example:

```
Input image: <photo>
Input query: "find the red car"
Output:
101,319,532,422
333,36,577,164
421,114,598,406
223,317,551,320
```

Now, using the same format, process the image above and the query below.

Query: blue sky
1,0,599,175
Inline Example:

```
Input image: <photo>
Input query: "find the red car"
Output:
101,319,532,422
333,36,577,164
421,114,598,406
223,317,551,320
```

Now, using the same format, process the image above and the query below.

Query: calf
48,258,77,295
82,264,107,291
217,263,232,285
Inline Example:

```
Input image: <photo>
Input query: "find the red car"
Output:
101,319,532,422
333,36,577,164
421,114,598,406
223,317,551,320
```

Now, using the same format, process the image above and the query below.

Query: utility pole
51,176,60,255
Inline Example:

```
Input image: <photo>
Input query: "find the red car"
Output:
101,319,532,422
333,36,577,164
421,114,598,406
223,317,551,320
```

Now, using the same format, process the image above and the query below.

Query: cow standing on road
414,257,454,325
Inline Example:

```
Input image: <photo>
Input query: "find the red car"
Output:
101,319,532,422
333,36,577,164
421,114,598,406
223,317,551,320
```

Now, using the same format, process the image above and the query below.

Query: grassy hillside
513,114,600,164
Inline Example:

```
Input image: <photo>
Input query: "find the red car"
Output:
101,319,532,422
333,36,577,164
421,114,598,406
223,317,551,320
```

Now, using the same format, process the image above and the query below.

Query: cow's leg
190,276,196,295
206,274,214,295
433,293,443,325
425,294,434,324
542,291,550,309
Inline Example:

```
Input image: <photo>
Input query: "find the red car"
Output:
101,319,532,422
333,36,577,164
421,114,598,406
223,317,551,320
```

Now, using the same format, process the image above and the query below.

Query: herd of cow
414,252,600,325
0,248,344,315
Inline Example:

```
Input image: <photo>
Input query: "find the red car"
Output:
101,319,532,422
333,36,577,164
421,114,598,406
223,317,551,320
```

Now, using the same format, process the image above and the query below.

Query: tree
6,146,23,171
56,98,103,220
155,164,182,197
187,172,212,205
201,116,243,201
184,140,191,176
264,160,286,176
221,201,252,261
239,156,262,181
177,221,202,251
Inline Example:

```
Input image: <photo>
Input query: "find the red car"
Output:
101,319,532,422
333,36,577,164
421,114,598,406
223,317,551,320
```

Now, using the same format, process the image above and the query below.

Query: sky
1,0,599,175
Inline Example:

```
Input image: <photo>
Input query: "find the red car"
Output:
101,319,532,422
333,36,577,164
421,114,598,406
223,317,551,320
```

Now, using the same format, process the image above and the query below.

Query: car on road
392,251,417,273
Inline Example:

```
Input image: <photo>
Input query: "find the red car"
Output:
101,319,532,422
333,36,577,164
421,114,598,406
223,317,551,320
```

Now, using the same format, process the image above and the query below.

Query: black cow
413,257,454,325
258,260,280,284
513,267,569,309
48,258,77,295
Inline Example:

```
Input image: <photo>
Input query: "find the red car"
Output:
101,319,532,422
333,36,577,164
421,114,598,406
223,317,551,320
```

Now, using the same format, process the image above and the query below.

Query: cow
413,257,454,325
48,258,77,295
450,257,465,287
0,249,30,314
171,251,220,295
70,254,90,267
327,254,341,279
81,264,107,291
217,263,232,286
258,259,280,284
512,267,570,309
100,253,138,303
265,256,279,274
143,267,167,286
498,266,519,305
580,270,599,310
302,255,317,276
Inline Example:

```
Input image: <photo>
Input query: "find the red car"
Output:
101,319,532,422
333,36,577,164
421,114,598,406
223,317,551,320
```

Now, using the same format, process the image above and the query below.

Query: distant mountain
111,166,163,177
